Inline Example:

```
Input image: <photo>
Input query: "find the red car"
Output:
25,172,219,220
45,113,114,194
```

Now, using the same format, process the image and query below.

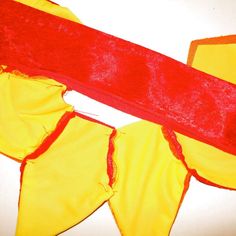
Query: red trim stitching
107,129,117,187
19,111,75,194
161,126,236,191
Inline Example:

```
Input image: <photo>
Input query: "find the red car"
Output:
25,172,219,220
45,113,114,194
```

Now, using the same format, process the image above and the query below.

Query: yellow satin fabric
16,116,114,236
109,121,189,236
0,71,72,160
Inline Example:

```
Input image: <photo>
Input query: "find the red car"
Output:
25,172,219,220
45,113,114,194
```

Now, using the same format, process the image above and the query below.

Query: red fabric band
1,0,236,154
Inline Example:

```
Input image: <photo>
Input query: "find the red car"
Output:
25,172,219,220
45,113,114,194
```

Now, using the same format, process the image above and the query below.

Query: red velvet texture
1,0,236,154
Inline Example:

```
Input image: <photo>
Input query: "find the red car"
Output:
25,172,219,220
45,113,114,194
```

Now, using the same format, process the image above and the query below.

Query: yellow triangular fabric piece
109,121,189,236
16,115,114,236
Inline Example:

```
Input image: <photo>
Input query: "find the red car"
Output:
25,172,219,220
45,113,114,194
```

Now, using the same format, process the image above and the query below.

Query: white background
1,0,236,235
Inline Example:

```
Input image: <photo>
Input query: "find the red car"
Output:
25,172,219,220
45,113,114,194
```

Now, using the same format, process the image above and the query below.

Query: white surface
1,0,236,235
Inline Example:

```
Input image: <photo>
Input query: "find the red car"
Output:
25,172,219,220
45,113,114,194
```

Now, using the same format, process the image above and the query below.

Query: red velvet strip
1,0,236,155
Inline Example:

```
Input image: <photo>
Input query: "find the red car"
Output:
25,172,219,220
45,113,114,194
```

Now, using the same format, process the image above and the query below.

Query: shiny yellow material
0,72,72,160
15,0,81,23
175,41,236,189
16,116,114,236
109,121,189,236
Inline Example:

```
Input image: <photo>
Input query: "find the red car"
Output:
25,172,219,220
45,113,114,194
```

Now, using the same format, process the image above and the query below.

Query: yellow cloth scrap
16,115,114,236
15,0,81,23
109,121,189,236
0,71,72,160
190,41,236,83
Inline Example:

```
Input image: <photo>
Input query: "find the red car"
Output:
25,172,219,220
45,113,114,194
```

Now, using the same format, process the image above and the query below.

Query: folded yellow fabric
0,71,72,160
17,114,114,236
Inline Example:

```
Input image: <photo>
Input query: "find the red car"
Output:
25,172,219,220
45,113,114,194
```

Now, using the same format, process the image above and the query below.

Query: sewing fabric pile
1,0,236,235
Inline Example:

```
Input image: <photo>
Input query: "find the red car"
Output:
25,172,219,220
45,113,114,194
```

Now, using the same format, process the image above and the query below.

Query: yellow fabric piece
15,0,81,23
176,134,236,188
192,44,236,84
0,72,72,160
16,115,114,236
109,121,189,236
174,41,236,189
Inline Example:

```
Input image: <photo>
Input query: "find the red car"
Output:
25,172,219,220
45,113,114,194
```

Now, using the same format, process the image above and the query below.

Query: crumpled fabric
1,0,236,155
109,121,189,236
1,1,236,236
